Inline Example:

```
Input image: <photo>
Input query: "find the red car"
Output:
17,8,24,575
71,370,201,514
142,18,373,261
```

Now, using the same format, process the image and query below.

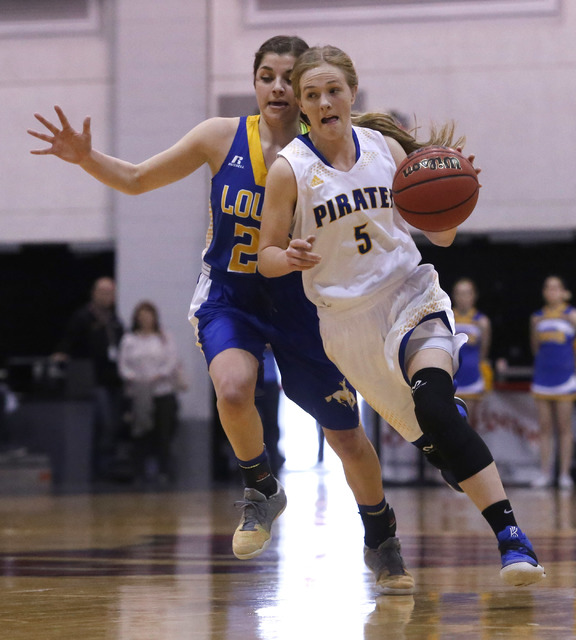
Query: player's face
297,63,357,140
254,53,301,125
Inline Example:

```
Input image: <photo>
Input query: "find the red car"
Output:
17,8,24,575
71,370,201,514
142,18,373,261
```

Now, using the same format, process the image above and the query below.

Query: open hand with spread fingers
28,105,92,165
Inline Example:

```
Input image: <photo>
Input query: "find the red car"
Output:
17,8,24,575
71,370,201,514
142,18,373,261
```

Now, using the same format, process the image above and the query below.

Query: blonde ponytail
351,112,465,155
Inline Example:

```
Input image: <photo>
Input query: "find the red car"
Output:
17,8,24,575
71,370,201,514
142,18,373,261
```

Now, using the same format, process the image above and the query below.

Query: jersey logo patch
228,155,244,169
325,379,357,410
310,174,324,187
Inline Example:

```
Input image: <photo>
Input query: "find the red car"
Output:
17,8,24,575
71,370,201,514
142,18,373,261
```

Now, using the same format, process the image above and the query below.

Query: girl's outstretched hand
28,105,92,164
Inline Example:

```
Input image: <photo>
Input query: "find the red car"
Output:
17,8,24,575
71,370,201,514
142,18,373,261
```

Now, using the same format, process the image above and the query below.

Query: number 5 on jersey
354,223,372,255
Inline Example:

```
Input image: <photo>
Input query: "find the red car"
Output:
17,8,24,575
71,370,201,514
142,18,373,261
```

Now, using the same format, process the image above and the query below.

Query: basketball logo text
401,155,462,179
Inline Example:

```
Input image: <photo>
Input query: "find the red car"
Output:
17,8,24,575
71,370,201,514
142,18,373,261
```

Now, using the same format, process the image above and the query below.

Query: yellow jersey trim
246,115,267,188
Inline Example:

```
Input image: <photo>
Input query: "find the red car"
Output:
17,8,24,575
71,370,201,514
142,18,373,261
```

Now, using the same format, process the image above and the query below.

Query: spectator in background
530,275,576,490
53,276,124,480
452,278,492,429
119,300,180,486
255,346,285,476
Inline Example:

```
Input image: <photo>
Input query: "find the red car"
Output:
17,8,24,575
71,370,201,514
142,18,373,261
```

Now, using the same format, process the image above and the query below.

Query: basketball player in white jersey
259,44,544,589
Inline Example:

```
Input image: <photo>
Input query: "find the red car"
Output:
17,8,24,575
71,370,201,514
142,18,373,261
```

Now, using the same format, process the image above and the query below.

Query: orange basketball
391,146,479,232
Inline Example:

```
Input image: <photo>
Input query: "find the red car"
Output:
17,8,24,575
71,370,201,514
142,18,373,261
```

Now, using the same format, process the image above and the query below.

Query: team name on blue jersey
220,185,262,222
205,115,267,277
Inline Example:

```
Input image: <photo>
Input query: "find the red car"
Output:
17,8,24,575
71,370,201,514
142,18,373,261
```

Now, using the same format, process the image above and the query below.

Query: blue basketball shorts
189,272,359,430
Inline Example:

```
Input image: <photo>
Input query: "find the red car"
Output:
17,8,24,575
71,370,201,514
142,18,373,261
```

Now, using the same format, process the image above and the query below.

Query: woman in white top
119,300,179,484
258,44,544,589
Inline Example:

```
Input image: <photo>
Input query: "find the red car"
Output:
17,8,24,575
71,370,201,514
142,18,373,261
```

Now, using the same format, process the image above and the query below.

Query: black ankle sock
237,449,277,498
358,499,396,549
482,500,517,536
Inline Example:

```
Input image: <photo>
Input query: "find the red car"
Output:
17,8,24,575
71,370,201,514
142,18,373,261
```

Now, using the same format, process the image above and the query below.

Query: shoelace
234,498,266,531
377,543,406,576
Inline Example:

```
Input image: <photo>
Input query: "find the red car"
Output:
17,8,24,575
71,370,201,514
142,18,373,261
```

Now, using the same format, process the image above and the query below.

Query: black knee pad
410,367,493,482
412,434,447,470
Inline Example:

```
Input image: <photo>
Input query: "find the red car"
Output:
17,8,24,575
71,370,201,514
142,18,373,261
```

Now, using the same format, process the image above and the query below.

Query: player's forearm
79,150,144,195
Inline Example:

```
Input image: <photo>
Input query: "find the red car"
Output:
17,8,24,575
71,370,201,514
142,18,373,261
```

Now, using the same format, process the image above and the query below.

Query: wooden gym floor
0,467,574,640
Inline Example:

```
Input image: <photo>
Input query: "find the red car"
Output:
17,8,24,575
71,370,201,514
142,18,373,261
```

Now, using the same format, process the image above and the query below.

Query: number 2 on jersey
228,223,259,273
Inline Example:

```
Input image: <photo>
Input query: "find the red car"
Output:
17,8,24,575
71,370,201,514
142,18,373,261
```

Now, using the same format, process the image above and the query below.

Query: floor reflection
0,469,574,639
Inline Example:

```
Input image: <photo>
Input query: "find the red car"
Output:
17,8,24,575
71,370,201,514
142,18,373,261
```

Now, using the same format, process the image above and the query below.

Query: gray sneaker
232,481,287,560
364,537,415,595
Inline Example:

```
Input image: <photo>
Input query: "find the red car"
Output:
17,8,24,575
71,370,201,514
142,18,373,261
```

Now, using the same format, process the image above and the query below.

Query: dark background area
1,236,575,368
417,234,576,367
0,244,115,364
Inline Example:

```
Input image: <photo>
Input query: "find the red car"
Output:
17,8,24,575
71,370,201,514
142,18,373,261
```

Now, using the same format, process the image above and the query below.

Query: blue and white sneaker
497,525,545,586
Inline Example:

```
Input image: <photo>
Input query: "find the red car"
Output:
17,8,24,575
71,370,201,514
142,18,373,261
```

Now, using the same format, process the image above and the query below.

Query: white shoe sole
376,582,416,596
500,562,545,586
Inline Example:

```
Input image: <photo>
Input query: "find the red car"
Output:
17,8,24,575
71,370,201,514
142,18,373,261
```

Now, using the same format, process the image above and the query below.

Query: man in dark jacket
55,277,124,480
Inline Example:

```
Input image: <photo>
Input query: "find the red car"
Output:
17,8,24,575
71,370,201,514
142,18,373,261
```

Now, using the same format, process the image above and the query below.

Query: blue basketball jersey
203,115,266,283
189,115,360,429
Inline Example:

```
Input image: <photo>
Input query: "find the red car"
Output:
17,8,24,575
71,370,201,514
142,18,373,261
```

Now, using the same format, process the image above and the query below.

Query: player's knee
411,367,493,481
411,367,456,433
214,373,256,411
322,425,365,459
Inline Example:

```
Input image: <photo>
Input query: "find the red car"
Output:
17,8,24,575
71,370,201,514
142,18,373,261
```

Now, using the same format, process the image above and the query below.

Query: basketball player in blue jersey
452,278,492,428
530,275,576,490
28,36,420,594
259,45,545,589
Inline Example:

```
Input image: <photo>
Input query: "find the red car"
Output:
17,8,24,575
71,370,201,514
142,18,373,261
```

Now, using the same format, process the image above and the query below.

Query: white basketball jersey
279,126,422,311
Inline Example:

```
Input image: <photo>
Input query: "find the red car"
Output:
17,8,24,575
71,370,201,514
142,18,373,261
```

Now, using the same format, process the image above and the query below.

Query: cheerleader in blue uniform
530,275,576,489
452,278,492,428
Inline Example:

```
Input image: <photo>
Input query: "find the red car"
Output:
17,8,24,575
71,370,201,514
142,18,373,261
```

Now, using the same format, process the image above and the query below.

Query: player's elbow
124,174,147,195
121,164,153,195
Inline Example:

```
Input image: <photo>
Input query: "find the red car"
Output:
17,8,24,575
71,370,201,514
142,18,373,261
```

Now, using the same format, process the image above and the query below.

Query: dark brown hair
253,35,309,80
131,300,162,335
